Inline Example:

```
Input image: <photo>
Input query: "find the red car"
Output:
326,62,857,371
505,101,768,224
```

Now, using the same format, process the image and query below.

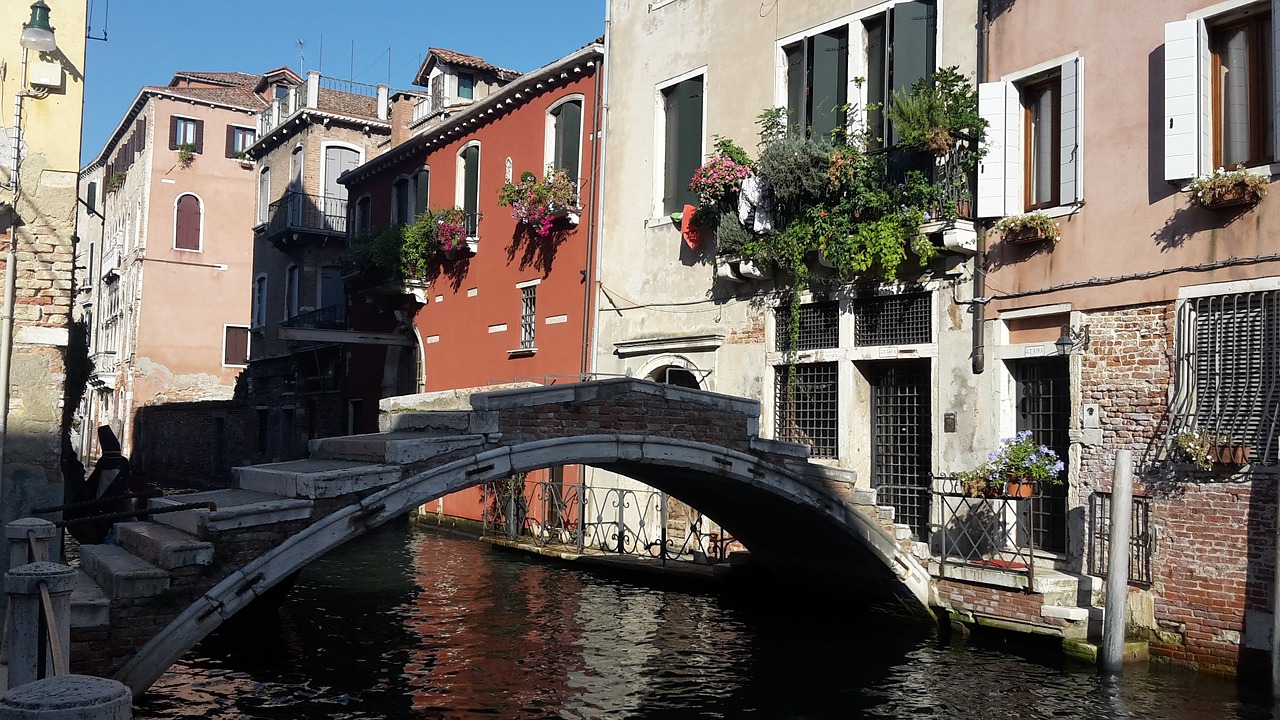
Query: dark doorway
866,360,931,540
1010,357,1070,553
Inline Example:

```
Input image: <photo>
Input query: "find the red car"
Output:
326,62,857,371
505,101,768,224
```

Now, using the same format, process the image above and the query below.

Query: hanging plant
497,169,580,237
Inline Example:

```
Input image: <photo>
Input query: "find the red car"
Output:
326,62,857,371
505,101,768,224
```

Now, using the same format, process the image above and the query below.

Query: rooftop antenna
87,0,110,41
387,47,392,86
318,34,324,74
297,38,305,73
350,41,355,79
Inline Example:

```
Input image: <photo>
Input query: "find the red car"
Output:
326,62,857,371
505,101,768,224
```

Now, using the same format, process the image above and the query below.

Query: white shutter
977,81,1018,218
1274,0,1280,162
1059,56,1082,205
1164,19,1206,180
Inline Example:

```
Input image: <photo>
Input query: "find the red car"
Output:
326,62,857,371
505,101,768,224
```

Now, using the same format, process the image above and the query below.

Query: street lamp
19,1,56,52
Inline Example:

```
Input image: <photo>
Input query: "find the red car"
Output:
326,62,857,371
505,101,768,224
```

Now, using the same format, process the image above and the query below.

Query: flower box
1198,182,1263,210
1211,443,1251,465
1003,226,1052,245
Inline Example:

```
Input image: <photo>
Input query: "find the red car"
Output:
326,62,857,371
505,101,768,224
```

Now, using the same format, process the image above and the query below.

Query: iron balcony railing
280,304,346,331
260,192,348,242
884,143,977,223
932,475,1042,585
481,475,737,565
1088,491,1154,587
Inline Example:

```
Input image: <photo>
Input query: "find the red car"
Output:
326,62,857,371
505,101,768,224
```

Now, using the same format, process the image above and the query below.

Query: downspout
585,7,611,381
971,0,989,375
0,48,31,493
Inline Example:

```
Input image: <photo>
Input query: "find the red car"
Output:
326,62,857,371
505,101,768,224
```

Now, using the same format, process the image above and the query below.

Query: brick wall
133,401,248,486
936,579,1070,630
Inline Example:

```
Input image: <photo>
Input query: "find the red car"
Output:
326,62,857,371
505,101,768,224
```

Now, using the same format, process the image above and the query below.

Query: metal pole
1271,492,1280,701
1101,448,1134,673
0,48,31,505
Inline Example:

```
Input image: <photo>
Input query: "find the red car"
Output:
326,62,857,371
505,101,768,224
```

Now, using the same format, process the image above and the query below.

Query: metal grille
1170,292,1280,465
774,362,838,458
1012,358,1070,553
869,361,932,539
852,293,931,346
520,286,536,349
1088,492,1154,587
775,301,840,353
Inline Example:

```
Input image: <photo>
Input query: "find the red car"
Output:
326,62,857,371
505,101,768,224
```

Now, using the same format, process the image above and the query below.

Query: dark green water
134,522,1272,719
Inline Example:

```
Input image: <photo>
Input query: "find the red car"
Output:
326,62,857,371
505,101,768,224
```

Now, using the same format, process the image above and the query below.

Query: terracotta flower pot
1211,444,1251,465
1004,479,1035,498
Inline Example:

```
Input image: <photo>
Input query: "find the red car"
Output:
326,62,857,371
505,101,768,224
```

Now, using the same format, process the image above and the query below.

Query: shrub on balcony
498,169,579,237
886,67,986,159
690,139,755,209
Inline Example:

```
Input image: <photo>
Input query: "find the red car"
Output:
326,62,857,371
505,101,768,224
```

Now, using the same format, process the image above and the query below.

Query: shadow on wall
1150,199,1258,251
504,224,571,278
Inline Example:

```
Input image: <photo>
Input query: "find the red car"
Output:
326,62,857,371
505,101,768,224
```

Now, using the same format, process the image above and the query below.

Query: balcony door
324,146,360,232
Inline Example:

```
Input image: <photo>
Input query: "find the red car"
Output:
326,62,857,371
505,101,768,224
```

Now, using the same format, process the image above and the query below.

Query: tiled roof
428,47,520,80
315,88,379,120
172,71,261,88
145,85,267,111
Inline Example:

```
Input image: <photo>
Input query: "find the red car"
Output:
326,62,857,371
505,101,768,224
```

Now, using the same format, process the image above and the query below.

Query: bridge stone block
79,546,169,600
379,410,471,434
235,459,401,499
469,411,500,435
749,437,810,459
114,522,213,570
312,433,487,465
69,571,109,628
149,490,313,536
851,488,879,506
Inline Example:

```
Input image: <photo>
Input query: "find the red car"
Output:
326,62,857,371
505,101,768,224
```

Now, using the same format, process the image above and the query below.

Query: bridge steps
235,458,402,499
148,489,313,536
70,570,110,628
379,410,472,434
80,545,170,600
309,431,488,465
114,522,214,570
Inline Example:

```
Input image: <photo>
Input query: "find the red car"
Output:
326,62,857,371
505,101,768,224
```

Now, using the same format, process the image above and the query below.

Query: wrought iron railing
482,475,737,565
261,192,348,240
884,143,977,223
1088,491,1154,587
280,304,346,331
933,476,1040,585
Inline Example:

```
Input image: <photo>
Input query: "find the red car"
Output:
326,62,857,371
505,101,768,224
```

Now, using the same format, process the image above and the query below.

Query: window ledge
645,215,678,229
507,347,537,358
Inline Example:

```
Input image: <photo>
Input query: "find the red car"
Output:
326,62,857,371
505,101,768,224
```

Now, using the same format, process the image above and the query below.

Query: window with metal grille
852,293,931,346
1088,492,1154,587
774,362,838,458
520,286,536,349
1172,291,1280,465
775,301,839,352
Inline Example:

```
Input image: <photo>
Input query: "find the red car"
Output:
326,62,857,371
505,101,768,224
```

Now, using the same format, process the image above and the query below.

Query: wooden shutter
462,146,480,231
86,182,96,212
194,119,205,154
554,101,582,182
168,116,178,150
175,195,201,250
977,81,1023,218
1164,19,1208,181
663,77,704,215
1059,57,1082,205
415,168,430,215
137,118,146,150
225,125,236,158
224,327,249,365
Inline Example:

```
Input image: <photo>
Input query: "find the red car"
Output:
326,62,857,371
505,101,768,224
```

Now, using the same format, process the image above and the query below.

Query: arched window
392,176,412,226
457,143,480,237
174,193,202,251
548,98,584,182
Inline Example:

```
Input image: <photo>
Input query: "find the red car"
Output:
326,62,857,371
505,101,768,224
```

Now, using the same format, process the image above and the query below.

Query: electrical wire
980,252,1280,301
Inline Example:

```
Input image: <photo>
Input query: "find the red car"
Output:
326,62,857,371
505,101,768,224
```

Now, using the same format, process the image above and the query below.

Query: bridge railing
481,476,736,565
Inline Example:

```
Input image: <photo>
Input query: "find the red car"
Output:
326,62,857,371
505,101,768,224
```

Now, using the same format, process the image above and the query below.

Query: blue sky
80,0,605,158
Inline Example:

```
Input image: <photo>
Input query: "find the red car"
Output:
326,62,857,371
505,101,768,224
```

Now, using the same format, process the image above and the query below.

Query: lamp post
0,1,59,505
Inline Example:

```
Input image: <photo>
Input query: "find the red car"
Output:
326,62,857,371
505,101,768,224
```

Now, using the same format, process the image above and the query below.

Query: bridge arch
114,433,930,695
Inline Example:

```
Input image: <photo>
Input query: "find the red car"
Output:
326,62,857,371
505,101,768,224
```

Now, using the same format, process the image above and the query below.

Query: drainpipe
0,48,32,499
971,0,990,375
585,6,611,382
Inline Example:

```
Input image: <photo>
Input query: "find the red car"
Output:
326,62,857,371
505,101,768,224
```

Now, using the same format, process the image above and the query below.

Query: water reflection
136,521,1271,720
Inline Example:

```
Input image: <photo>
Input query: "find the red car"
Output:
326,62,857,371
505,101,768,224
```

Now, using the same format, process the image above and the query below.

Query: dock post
1100,448,1133,673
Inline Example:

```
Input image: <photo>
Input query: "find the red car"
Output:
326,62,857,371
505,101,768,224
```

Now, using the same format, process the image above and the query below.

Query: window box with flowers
958,431,1064,498
993,211,1060,245
498,169,580,237
1170,428,1251,469
432,207,474,260
1187,166,1269,210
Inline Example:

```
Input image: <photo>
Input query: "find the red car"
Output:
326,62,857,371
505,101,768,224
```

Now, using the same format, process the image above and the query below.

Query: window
226,126,256,158
274,84,289,99
863,1,937,149
252,275,267,328
457,72,475,100
774,362,838,458
1164,2,1278,179
174,193,202,251
459,144,480,237
258,167,272,225
354,195,371,234
85,182,97,213
661,75,704,215
224,326,250,366
285,265,300,319
319,265,344,311
775,301,839,352
851,293,932,346
1172,290,1280,465
169,116,203,153
414,168,430,216
978,56,1083,217
549,99,583,181
520,285,537,349
392,176,413,225
784,27,848,140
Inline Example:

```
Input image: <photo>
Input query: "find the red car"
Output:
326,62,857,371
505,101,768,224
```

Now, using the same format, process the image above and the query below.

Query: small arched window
174,193,202,251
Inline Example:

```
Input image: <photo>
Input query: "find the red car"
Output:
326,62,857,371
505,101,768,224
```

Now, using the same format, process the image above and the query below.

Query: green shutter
865,16,887,149
785,43,806,134
809,28,849,141
415,169,430,216
888,0,937,146
463,146,480,230
663,77,704,215
554,101,582,182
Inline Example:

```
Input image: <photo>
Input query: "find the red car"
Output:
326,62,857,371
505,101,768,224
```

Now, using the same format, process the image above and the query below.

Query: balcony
258,192,348,248
280,304,346,331
258,71,389,137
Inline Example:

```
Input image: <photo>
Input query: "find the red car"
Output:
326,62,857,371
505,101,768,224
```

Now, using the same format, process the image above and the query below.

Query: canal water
135,521,1271,719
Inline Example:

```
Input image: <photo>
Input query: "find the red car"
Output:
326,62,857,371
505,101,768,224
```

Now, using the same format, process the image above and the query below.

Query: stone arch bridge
64,379,932,696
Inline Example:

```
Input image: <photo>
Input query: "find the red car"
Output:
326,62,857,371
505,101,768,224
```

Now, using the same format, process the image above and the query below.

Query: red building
341,43,603,522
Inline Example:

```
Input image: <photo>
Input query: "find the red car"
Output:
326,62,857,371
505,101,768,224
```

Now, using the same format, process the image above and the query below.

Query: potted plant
497,169,580,237
177,142,197,168
993,211,1061,245
1187,165,1269,210
958,430,1064,498
233,150,253,168
1170,428,1215,471
106,170,126,193
1209,436,1252,466
690,144,754,209
885,67,987,157
434,206,473,260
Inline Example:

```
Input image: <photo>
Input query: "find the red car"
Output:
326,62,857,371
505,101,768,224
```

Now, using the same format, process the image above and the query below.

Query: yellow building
0,0,87,548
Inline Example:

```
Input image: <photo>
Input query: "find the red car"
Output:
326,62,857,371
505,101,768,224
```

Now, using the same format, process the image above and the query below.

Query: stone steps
114,522,213,570
310,431,487,465
79,545,169,601
379,410,472,434
235,458,402,500
69,570,109,629
148,489,313,537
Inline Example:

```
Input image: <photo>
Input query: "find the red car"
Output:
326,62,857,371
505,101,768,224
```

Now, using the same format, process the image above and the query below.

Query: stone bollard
6,520,56,569
4,563,76,690
0,675,132,719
